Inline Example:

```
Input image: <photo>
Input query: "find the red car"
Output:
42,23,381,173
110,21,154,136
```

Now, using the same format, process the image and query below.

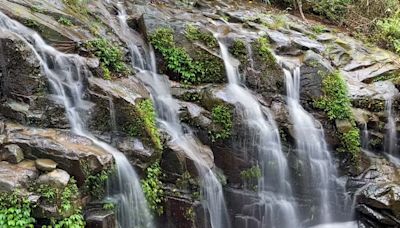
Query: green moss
126,99,162,150
185,24,217,48
209,105,233,141
137,99,162,150
254,37,277,68
0,191,35,227
85,38,129,78
141,162,164,216
314,71,361,160
150,27,224,84
58,17,73,26
231,39,247,59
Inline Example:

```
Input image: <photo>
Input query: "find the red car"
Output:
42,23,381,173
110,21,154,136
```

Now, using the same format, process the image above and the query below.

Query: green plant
85,38,128,77
30,184,57,204
264,15,286,29
254,37,276,67
314,71,353,120
338,128,361,157
141,162,164,215
376,12,400,54
185,24,217,48
209,105,233,141
58,17,73,26
60,178,79,213
311,24,326,34
240,165,261,190
312,0,353,23
83,168,113,200
314,71,361,160
103,202,115,211
184,207,195,222
0,191,35,227
150,27,224,84
136,99,162,150
49,210,85,228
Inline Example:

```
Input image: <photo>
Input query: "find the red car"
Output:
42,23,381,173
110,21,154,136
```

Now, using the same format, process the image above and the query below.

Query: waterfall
361,123,369,150
384,99,397,155
283,65,352,226
113,3,231,228
0,11,153,228
216,38,299,228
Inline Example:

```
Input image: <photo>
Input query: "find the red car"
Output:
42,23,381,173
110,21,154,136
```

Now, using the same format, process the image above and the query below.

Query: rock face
35,158,58,172
0,0,400,227
353,156,400,227
0,161,38,192
37,169,70,187
1,121,113,185
1,144,24,163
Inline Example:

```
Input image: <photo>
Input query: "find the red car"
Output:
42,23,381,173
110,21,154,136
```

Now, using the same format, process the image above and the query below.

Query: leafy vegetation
376,12,400,54
85,38,128,79
141,162,164,215
240,165,261,191
185,24,217,48
136,99,162,150
254,37,277,67
83,169,113,200
314,71,361,160
0,191,35,227
209,105,233,141
58,17,73,26
150,27,224,84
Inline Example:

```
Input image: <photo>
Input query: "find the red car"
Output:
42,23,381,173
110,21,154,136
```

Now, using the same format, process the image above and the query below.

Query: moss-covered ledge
149,26,226,84
314,70,361,164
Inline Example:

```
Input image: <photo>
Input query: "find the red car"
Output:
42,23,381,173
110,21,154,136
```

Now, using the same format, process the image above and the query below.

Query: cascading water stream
113,3,231,228
384,99,397,155
216,37,299,228
0,11,153,228
282,64,352,226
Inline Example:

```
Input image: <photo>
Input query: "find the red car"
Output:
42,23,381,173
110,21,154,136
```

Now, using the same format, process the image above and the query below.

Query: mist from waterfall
112,2,231,228
0,11,153,228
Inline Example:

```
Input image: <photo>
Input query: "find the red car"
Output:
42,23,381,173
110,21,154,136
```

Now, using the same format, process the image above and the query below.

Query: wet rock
0,161,38,192
37,169,70,187
87,76,149,133
292,35,325,53
85,210,117,228
2,121,113,185
0,30,69,128
335,119,353,133
163,194,206,228
299,51,333,102
357,204,397,225
114,136,157,170
1,144,24,164
35,158,58,172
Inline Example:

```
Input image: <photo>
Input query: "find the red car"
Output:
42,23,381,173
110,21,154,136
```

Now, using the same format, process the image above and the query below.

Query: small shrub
209,105,233,141
311,24,326,34
230,39,247,59
314,71,361,161
0,191,35,227
314,71,353,120
311,0,353,24
240,165,262,191
141,162,164,215
376,12,400,54
85,38,128,78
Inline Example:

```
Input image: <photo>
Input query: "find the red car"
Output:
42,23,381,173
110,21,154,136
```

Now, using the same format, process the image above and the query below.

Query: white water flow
217,38,299,228
114,4,231,228
283,66,352,225
384,99,397,155
0,11,153,228
361,123,369,150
